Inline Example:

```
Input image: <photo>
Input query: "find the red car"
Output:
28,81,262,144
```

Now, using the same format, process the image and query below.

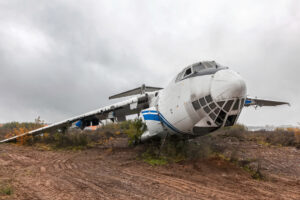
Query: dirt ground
0,138,300,200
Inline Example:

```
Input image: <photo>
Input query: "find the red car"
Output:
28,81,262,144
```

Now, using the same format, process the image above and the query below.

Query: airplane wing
244,97,290,107
109,84,162,99
0,94,149,143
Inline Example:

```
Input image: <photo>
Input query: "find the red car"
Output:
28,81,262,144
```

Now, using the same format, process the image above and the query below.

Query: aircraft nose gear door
140,107,165,142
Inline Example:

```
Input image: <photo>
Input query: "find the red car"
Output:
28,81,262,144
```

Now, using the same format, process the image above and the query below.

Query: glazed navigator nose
210,69,247,102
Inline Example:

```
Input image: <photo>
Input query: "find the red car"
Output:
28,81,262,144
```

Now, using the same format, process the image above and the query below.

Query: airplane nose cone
211,69,246,101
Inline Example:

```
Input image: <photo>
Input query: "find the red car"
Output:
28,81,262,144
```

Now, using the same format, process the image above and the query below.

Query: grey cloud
0,0,299,126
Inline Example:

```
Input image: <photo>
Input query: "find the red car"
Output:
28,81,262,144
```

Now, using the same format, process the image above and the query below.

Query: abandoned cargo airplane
0,61,289,143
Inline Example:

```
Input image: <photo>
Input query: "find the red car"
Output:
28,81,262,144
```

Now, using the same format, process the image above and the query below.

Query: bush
1,119,148,149
0,121,44,143
123,119,147,146
243,131,297,147
225,124,248,131
25,131,90,150
53,132,89,148
139,135,217,165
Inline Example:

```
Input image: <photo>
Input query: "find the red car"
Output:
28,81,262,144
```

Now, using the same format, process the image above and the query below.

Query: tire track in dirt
1,141,300,200
60,159,154,199
122,166,250,199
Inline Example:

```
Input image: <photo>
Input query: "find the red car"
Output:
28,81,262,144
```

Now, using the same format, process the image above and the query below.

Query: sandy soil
0,138,299,200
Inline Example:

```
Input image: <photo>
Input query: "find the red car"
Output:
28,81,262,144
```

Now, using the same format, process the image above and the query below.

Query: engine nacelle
140,107,165,142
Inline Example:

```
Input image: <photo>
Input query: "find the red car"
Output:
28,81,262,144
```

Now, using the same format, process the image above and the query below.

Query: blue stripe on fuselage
142,110,158,114
143,114,160,121
158,112,186,134
142,110,187,134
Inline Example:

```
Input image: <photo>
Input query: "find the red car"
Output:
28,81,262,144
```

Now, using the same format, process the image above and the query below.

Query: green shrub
0,181,13,196
139,135,217,165
28,131,90,149
225,124,248,131
143,156,167,166
124,119,147,146
51,132,89,148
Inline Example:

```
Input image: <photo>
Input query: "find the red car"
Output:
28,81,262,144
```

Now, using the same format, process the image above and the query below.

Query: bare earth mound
0,138,300,200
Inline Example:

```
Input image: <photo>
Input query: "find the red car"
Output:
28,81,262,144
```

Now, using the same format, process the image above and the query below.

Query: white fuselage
141,63,246,141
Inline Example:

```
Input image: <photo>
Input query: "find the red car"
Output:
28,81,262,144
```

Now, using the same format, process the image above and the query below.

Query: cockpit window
175,71,184,82
175,61,227,83
202,61,218,69
193,63,205,72
204,62,215,69
184,68,192,77
192,61,218,73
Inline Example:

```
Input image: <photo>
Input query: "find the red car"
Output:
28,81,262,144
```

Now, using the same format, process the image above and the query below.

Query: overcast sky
0,0,299,126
